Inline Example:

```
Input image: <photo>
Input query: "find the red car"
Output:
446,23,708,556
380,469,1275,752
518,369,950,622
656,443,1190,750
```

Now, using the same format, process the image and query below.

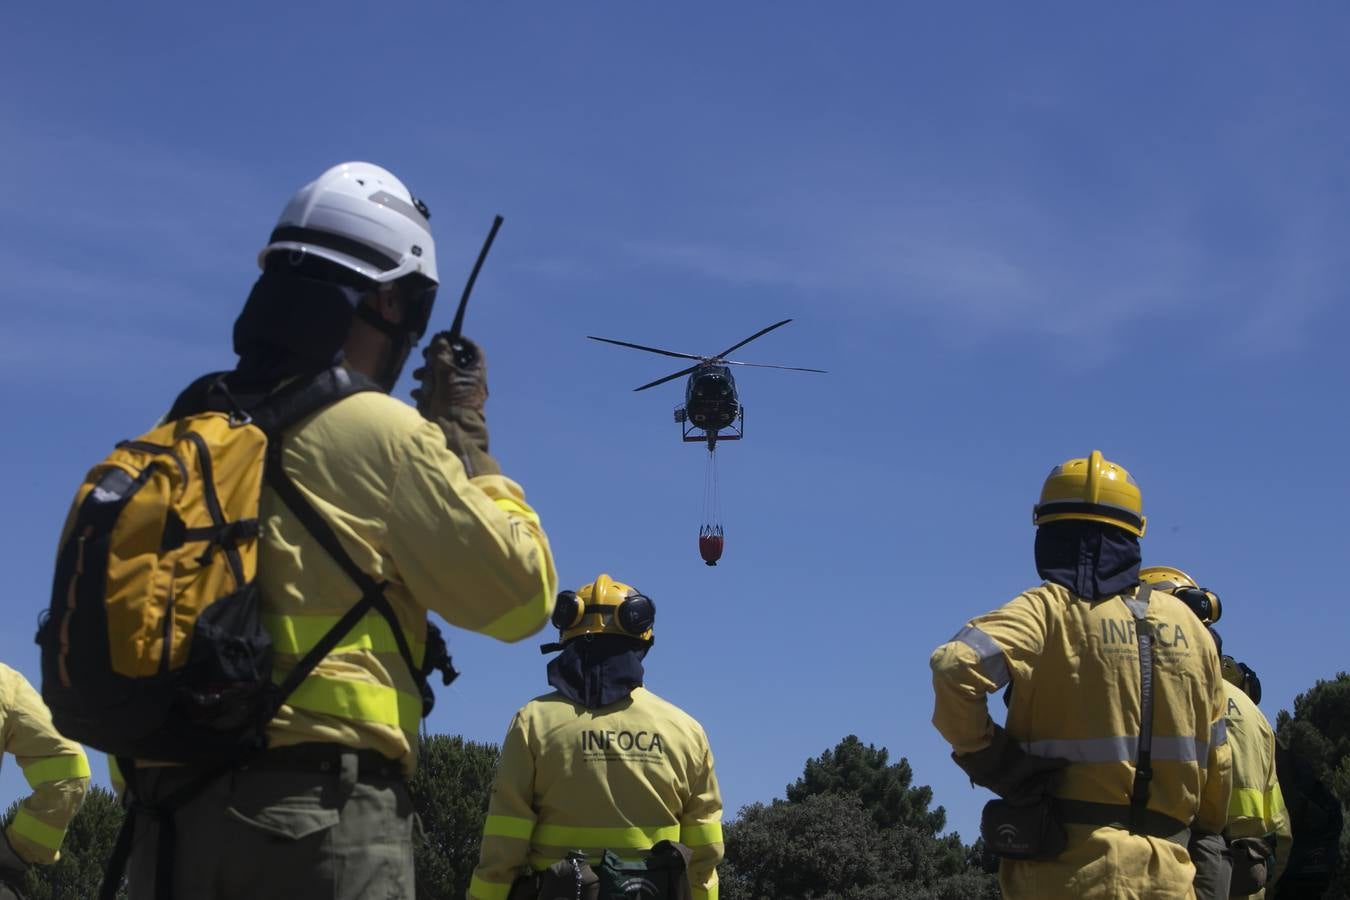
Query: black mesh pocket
179,581,274,733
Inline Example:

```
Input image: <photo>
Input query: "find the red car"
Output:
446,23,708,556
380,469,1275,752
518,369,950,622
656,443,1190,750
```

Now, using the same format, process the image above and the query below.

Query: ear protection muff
551,590,584,631
1175,587,1222,625
1222,656,1262,705
614,592,655,636
548,589,656,638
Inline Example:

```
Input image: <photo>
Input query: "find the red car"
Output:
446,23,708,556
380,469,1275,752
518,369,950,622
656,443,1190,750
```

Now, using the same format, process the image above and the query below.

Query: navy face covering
1034,520,1141,601
547,634,650,709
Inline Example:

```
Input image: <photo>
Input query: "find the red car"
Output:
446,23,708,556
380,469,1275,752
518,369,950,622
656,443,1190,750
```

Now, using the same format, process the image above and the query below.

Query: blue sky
3,4,1349,844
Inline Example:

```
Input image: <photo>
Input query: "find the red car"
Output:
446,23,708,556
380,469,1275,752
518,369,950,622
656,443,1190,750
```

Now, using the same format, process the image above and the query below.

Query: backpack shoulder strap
249,366,382,434
249,368,429,723
165,370,232,422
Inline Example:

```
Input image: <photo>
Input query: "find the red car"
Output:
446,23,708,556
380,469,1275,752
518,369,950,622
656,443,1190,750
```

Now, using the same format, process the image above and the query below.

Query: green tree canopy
409,732,501,900
2,784,126,900
1276,672,1350,805
787,734,948,836
722,736,996,900
1275,672,1350,899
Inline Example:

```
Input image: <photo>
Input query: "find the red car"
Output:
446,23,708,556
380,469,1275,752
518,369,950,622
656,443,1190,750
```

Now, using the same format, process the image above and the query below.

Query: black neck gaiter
1035,520,1141,601
547,635,649,709
231,271,363,383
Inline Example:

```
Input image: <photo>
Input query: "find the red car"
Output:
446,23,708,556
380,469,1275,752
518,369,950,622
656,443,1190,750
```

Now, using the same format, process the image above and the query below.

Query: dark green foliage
409,733,501,900
722,736,997,900
1,784,127,900
788,734,947,835
1276,672,1350,899
1276,672,1350,805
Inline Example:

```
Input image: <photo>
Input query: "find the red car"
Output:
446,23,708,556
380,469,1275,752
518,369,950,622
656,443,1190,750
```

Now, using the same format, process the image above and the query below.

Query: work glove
953,724,1071,801
412,332,489,417
411,333,500,477
1188,831,1233,900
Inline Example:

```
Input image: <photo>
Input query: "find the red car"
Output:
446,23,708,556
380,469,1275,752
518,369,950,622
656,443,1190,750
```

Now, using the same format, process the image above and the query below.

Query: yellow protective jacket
255,392,556,774
931,582,1232,900
469,686,724,900
1,664,90,864
1222,681,1291,900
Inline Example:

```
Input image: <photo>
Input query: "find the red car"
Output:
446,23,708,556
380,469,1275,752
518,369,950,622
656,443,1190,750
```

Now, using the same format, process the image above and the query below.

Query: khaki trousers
125,749,414,900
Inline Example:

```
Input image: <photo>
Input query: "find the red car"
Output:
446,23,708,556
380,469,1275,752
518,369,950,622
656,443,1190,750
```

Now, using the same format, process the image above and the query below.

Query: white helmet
260,162,439,285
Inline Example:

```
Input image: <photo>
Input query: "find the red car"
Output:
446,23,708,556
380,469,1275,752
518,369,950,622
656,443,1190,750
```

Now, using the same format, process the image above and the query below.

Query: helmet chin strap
353,299,416,392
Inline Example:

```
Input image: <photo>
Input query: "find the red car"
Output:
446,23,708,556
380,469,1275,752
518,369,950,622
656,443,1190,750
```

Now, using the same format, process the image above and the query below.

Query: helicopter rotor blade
587,335,705,361
713,318,794,359
721,360,828,374
634,365,701,392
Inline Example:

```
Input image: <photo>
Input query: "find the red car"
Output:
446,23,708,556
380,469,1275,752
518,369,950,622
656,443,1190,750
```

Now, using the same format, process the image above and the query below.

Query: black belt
241,742,404,779
1055,799,1190,846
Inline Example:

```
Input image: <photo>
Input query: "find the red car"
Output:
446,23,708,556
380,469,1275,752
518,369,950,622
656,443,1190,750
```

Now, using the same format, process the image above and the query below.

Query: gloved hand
412,332,489,418
953,725,1071,801
1188,831,1233,900
411,333,500,477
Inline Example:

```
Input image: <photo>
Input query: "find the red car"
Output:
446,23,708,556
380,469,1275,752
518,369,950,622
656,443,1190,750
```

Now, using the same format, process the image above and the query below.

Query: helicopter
586,318,826,451
587,318,826,567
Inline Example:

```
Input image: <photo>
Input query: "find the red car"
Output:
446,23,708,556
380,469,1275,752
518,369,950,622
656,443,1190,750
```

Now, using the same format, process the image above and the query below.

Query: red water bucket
698,526,724,566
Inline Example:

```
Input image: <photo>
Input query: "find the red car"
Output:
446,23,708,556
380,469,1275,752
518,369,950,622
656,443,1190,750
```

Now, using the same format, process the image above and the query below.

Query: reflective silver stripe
1210,717,1227,748
1123,588,1151,620
1023,735,1206,763
953,625,1010,688
1024,736,1135,763
368,190,430,228
1153,736,1204,762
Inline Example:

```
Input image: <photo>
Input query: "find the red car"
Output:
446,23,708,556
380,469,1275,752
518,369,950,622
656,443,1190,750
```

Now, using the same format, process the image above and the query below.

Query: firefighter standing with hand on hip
930,451,1232,900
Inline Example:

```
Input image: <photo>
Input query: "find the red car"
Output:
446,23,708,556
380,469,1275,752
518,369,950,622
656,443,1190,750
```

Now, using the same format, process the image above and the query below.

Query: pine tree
409,733,501,900
2,784,127,900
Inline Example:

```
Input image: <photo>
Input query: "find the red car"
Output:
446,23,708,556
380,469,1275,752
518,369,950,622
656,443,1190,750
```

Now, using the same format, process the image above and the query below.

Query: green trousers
125,749,415,900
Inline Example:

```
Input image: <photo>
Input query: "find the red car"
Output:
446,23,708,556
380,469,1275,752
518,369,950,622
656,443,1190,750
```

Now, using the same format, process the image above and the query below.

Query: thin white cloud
599,152,1344,355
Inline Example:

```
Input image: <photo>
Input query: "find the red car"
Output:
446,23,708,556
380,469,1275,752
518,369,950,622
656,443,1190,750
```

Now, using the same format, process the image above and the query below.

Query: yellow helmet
1140,565,1222,624
1138,566,1197,590
550,573,655,645
1222,656,1262,704
1033,450,1146,537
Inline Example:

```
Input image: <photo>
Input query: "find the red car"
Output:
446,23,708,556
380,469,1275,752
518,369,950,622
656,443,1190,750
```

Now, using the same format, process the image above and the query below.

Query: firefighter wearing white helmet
931,451,1231,900
469,575,724,900
121,163,557,899
1141,568,1292,899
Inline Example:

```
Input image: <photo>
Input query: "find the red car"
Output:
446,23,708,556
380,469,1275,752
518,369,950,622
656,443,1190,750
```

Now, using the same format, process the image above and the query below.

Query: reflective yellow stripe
1268,781,1287,817
468,874,512,900
532,823,681,849
680,822,724,846
483,814,534,840
1230,787,1266,819
264,613,425,663
278,673,421,729
493,496,541,526
693,885,718,900
21,753,90,787
10,809,66,851
479,528,553,643
107,755,125,792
